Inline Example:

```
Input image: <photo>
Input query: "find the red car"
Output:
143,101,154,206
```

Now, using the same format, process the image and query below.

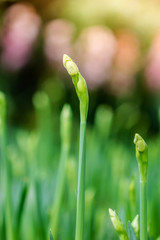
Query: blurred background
1,1,160,240
1,0,160,134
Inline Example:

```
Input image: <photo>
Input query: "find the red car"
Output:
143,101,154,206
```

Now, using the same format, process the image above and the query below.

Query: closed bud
134,133,148,182
63,54,79,76
63,54,89,123
109,208,129,240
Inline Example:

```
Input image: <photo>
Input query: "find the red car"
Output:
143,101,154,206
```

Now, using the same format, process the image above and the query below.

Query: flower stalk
134,133,148,240
63,54,89,240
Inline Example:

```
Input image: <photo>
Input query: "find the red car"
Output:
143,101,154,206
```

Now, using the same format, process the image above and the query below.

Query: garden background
0,0,160,239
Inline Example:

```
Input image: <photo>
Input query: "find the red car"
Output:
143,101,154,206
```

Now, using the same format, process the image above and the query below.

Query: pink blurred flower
1,3,41,71
75,26,117,90
145,33,160,92
109,30,140,96
44,19,75,71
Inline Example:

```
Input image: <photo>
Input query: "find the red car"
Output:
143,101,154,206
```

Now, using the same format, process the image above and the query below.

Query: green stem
75,122,86,240
140,181,147,240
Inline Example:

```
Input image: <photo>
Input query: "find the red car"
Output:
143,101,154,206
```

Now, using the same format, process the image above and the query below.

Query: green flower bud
134,133,148,182
63,54,89,123
63,54,79,76
131,215,139,240
109,208,129,240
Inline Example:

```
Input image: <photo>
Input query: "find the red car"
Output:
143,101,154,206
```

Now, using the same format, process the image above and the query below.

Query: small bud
63,54,89,123
109,208,129,240
131,215,139,240
63,54,79,76
134,133,148,182
134,134,146,153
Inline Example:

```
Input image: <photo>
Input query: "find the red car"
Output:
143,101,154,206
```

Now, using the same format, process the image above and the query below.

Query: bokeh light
1,3,41,71
75,26,116,90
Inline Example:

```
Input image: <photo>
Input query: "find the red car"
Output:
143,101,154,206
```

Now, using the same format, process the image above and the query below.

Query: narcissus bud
134,133,148,182
63,54,79,76
63,54,89,123
109,208,129,240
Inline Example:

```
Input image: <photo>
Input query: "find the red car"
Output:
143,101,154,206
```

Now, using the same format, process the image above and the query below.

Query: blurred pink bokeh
75,26,117,90
1,3,41,71
109,30,140,96
145,33,160,92
44,19,75,72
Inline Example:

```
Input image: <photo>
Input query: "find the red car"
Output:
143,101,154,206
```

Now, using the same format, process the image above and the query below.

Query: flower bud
109,208,129,240
63,54,89,123
63,54,79,76
134,133,148,182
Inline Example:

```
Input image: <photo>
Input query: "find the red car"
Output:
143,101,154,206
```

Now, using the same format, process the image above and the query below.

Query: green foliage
0,90,159,240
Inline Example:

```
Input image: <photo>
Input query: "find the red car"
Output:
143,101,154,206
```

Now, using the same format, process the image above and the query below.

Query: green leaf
128,221,137,240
